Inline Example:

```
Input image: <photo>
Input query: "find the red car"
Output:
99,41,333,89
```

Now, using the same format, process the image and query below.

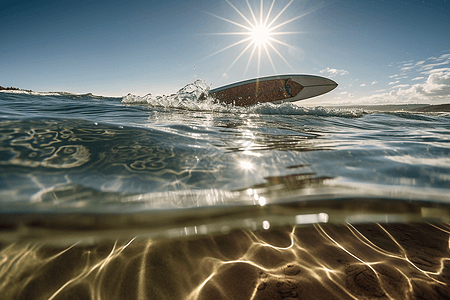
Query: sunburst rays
204,0,310,78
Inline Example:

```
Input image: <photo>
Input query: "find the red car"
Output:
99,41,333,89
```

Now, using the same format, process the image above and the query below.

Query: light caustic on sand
1,223,450,300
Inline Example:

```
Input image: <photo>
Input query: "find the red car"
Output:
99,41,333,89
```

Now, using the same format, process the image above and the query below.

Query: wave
121,79,366,117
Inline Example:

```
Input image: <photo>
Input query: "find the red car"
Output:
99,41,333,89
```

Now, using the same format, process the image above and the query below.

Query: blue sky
1,0,449,105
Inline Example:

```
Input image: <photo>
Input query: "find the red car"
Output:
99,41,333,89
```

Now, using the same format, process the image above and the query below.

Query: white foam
122,79,237,112
248,102,366,117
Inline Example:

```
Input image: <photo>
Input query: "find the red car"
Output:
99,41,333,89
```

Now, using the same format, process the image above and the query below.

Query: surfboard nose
322,77,338,93
292,75,337,88
327,77,338,89
291,75,338,100
326,77,338,88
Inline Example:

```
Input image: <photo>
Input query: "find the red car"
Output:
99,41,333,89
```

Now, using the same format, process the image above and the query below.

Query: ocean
1,80,450,299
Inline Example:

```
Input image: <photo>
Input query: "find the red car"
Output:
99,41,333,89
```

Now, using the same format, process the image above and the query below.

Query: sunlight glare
258,196,266,206
240,160,253,170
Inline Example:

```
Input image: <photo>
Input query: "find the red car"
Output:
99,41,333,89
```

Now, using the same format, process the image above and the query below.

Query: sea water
1,80,450,299
1,80,449,210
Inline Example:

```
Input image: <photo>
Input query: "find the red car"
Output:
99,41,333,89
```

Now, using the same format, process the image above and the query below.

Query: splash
122,79,231,111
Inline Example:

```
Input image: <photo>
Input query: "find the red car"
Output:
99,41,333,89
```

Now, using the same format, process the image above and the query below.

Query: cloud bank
318,52,450,105
359,67,450,104
362,52,450,104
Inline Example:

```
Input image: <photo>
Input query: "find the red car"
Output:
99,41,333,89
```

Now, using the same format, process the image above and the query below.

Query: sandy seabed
1,223,450,300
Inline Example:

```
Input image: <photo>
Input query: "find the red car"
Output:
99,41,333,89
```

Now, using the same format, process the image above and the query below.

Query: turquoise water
1,81,450,242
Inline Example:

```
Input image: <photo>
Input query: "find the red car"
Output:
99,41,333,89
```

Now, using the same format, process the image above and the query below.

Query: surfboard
209,74,337,106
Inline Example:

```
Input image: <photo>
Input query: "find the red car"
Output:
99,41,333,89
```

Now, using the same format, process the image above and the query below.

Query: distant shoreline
411,103,450,112
328,103,450,112
0,86,33,93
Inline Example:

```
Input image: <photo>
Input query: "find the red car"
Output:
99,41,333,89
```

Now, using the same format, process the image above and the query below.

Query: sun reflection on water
240,160,254,170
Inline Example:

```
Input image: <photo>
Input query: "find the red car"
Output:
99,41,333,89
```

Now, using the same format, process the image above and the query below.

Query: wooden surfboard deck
210,74,337,106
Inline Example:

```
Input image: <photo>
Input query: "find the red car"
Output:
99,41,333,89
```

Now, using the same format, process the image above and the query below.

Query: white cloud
419,69,450,96
391,84,410,89
422,67,450,74
418,60,450,71
371,81,378,85
400,66,414,71
411,77,424,81
374,89,386,92
340,91,348,94
389,74,399,78
437,53,450,61
388,80,400,85
360,83,366,87
415,61,425,66
319,67,349,77
399,59,414,65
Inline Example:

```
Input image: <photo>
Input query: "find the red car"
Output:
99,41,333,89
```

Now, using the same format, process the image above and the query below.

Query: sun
251,25,271,46
204,0,315,77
